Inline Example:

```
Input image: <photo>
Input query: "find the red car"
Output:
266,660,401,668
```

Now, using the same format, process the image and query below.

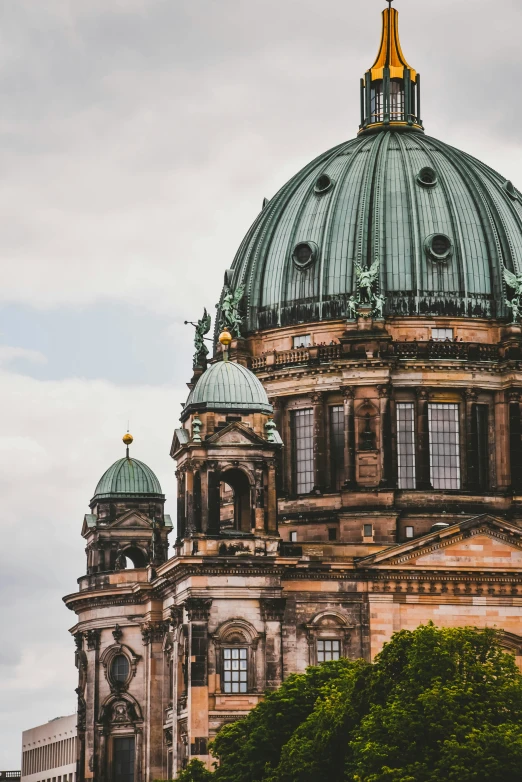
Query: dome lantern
359,3,423,135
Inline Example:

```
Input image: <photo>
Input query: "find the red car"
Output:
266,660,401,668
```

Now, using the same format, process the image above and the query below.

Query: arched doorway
219,469,252,533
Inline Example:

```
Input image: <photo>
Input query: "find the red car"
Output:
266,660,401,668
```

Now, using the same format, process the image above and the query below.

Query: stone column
186,598,212,764
378,384,393,487
169,607,184,774
270,397,286,494
311,392,326,492
141,620,170,782
185,467,195,536
416,389,431,490
260,598,286,690
266,461,278,534
508,389,522,492
465,388,478,491
83,629,101,781
341,387,356,489
176,470,186,543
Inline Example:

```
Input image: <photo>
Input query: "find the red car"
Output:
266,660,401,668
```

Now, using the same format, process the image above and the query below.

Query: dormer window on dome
359,5,423,135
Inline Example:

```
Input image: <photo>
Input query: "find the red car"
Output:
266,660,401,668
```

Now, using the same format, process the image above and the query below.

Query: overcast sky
1,0,522,769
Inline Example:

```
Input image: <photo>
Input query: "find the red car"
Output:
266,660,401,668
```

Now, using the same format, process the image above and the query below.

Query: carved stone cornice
141,621,169,646
185,598,213,622
260,598,286,622
85,629,101,651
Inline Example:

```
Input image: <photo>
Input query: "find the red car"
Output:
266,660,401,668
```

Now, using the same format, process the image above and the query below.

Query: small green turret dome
92,457,164,501
182,360,272,421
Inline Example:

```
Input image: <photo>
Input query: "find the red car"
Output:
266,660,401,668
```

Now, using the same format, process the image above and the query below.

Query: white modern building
21,715,77,782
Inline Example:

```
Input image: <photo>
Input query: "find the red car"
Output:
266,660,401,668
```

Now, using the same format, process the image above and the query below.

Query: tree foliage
174,625,522,782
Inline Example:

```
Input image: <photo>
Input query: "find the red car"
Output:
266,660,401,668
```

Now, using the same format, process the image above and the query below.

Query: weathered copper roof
182,360,272,421
92,457,163,501
221,131,522,332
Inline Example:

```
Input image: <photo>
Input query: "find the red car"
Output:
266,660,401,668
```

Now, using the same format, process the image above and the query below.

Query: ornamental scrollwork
141,621,170,645
348,259,385,319
185,598,212,622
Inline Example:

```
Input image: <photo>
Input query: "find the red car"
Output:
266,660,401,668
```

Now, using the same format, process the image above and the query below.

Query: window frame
316,638,341,663
222,646,249,695
396,402,416,490
428,403,461,490
293,334,311,348
329,404,345,491
291,408,314,495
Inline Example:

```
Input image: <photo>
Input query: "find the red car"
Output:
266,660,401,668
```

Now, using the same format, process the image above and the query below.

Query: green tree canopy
173,625,522,782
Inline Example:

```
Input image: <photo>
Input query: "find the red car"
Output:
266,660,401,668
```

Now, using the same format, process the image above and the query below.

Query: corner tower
171,332,282,555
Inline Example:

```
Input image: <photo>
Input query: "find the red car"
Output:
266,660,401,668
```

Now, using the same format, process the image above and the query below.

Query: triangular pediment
109,510,154,530
171,427,190,457
359,515,522,571
207,422,267,447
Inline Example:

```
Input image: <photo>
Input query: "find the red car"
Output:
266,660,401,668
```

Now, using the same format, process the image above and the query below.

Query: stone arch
212,618,261,693
98,692,143,727
304,610,354,665
219,466,255,533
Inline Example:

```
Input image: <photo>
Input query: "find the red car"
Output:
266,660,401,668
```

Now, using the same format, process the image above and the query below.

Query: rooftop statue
219,282,245,338
186,308,212,369
348,259,385,319
503,268,522,324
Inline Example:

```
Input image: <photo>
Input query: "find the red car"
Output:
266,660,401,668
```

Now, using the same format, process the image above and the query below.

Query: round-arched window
292,241,318,270
425,233,453,262
111,654,130,683
417,167,438,188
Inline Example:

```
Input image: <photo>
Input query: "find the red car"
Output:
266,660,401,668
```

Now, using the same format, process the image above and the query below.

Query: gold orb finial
123,432,134,446
219,330,232,347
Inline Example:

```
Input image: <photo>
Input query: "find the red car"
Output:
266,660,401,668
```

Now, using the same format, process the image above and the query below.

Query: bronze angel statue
220,283,245,337
186,308,212,368
355,259,380,304
503,267,522,323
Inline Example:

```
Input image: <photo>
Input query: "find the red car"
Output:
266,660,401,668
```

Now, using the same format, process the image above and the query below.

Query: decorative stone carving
164,727,173,747
185,598,212,622
76,687,87,732
141,621,170,645
260,598,286,622
170,605,184,628
341,386,355,400
85,629,101,651
112,625,123,643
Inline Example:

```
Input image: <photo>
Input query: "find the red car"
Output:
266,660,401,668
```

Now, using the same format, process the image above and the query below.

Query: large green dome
223,131,522,332
92,457,163,501
182,360,272,421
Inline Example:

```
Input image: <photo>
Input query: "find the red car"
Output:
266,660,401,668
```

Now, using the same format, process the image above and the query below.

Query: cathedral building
64,5,522,781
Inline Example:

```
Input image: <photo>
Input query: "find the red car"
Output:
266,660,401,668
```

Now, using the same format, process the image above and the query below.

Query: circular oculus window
111,654,130,684
314,174,333,194
425,233,453,262
292,241,318,270
417,167,438,187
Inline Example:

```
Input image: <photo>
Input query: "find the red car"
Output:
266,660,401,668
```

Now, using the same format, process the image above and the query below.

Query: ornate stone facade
62,5,522,780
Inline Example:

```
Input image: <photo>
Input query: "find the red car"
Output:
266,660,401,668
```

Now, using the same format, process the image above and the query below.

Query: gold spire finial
369,5,416,83
219,329,233,362
123,431,133,458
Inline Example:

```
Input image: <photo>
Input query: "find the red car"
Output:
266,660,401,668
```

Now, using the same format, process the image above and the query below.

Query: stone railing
252,341,499,371
394,341,498,362
252,344,342,371
0,773,21,780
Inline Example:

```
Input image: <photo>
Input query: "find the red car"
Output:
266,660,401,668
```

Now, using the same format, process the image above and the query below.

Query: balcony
251,341,501,372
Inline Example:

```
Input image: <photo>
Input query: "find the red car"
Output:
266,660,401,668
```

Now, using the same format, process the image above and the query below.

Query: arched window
111,654,130,683
219,468,252,533
212,619,261,694
305,612,353,666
